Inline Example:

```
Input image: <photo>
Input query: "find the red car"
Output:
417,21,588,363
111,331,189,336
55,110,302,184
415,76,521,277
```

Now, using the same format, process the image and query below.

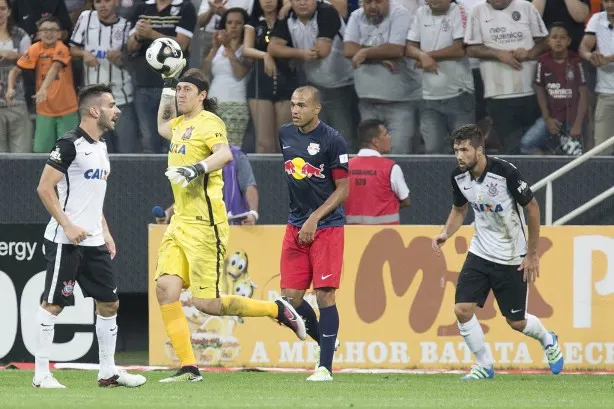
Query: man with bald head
278,86,350,382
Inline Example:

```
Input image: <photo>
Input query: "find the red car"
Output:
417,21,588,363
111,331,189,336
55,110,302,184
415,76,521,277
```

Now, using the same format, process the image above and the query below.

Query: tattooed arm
157,87,177,140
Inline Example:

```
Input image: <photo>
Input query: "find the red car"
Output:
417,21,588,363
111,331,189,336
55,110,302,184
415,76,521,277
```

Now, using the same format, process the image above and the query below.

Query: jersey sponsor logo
339,154,349,164
518,180,528,194
89,49,108,59
472,202,504,213
182,126,194,140
84,168,109,180
284,157,325,180
307,143,320,155
49,146,61,162
169,142,186,155
61,280,76,297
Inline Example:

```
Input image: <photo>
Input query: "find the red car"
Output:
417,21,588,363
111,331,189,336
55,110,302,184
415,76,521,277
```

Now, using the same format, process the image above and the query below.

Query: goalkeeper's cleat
32,374,66,389
307,366,333,382
98,369,146,388
314,338,340,370
159,365,203,383
275,297,307,340
460,365,494,380
545,331,564,375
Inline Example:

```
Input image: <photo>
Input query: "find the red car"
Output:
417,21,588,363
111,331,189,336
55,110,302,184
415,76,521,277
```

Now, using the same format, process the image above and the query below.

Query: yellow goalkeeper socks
160,301,196,367
220,295,278,318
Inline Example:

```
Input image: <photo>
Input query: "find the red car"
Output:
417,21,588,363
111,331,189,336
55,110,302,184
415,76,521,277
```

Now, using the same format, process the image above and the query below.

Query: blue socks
296,300,320,343
318,304,339,373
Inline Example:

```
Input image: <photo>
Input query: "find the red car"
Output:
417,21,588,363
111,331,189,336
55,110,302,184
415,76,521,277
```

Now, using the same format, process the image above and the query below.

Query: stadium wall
1,154,613,294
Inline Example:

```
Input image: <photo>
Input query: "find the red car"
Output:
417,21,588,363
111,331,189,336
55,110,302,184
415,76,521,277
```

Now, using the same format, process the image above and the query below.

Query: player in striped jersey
70,0,138,153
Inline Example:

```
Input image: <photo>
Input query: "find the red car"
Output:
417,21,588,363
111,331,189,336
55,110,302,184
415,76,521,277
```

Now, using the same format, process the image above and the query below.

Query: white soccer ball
145,38,184,75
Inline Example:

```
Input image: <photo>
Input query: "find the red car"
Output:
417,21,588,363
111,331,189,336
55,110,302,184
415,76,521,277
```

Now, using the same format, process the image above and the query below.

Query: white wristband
248,210,259,221
201,161,209,174
162,88,176,97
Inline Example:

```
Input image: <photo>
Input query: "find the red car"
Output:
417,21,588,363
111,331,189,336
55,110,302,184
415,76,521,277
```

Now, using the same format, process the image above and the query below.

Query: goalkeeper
155,65,306,383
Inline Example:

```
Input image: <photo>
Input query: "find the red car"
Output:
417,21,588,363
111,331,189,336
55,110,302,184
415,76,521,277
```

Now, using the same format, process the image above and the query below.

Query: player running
279,86,350,382
35,84,146,388
432,124,564,380
155,68,305,383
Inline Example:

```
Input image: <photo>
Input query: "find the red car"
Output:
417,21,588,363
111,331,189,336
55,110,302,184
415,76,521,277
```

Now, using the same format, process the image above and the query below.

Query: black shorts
455,252,527,321
246,62,297,102
42,239,119,307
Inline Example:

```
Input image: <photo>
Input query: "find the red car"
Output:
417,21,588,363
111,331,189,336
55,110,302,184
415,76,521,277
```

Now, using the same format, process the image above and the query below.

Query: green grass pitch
1,370,613,409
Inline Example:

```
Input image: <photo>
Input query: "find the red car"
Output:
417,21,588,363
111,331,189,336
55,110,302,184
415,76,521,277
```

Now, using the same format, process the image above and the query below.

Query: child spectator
521,22,588,155
7,16,78,153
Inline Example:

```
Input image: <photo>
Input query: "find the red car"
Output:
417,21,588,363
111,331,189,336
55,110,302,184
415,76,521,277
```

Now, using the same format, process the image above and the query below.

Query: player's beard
98,112,116,132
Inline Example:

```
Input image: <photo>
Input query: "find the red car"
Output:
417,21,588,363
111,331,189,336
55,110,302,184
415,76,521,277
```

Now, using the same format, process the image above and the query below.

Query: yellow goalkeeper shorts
155,220,229,299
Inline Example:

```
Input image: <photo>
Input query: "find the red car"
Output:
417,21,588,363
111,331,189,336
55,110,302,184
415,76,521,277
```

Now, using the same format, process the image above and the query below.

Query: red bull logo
284,157,325,180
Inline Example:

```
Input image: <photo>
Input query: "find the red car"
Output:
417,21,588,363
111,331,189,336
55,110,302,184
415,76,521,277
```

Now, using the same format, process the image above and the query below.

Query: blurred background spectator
580,2,614,156
268,0,358,151
9,16,77,153
127,0,196,153
406,0,474,154
345,119,410,225
0,0,33,153
465,0,548,154
244,0,295,153
521,22,587,156
198,0,254,71
203,8,251,147
344,0,421,154
70,0,139,153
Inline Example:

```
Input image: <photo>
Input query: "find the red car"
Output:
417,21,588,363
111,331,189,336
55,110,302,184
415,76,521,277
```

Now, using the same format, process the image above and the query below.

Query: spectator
70,0,139,153
203,8,251,147
406,0,475,154
280,0,349,18
0,0,32,153
465,0,549,154
532,0,590,53
118,0,144,19
11,0,73,41
345,118,410,225
457,0,488,125
521,22,587,156
158,145,260,225
66,0,93,25
127,0,196,153
579,2,614,155
344,0,422,154
197,0,254,70
268,0,359,151
7,16,78,153
244,0,296,153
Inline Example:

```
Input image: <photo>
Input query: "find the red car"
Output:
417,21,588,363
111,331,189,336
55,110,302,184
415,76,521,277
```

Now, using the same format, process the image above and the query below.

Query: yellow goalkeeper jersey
168,110,229,225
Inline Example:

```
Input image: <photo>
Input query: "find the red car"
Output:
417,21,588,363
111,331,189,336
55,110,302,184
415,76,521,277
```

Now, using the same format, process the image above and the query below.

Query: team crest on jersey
486,182,498,197
567,69,575,80
49,146,61,162
113,27,124,43
512,11,521,21
307,143,320,155
61,280,76,297
182,126,195,140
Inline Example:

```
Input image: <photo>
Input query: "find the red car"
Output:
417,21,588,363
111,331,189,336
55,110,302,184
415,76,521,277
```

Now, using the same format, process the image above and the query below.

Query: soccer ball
145,38,184,75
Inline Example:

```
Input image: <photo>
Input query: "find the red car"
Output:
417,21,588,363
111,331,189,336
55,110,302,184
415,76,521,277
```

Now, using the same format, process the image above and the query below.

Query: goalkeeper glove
165,163,208,188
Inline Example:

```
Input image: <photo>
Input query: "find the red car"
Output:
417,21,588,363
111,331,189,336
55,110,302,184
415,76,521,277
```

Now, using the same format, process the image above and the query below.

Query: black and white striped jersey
451,157,534,265
44,128,111,247
70,10,133,106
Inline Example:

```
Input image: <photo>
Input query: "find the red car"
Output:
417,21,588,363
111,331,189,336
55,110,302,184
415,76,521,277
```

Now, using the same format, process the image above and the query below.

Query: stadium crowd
0,0,612,156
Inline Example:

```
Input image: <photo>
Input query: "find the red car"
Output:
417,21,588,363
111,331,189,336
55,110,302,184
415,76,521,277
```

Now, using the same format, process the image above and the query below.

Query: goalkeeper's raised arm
157,58,186,140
